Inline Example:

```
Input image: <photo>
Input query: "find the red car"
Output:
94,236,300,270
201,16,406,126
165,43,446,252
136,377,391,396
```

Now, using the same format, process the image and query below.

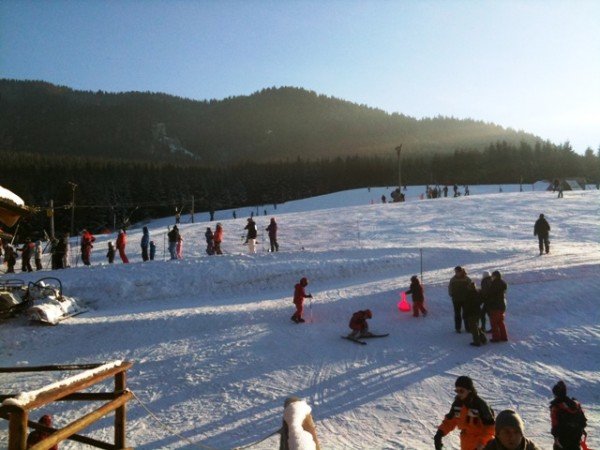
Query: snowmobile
0,278,29,319
26,277,88,325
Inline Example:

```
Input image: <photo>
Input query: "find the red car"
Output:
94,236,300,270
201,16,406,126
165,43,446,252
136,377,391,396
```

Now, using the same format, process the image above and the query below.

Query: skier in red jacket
80,229,95,266
116,229,129,263
291,277,312,323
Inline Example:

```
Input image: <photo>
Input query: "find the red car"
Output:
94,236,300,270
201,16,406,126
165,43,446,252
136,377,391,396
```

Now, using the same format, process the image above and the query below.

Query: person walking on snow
448,266,472,333
291,277,312,323
434,376,495,450
405,275,427,317
140,226,150,261
464,282,487,347
80,229,95,266
534,214,551,255
149,241,156,260
484,409,541,450
116,229,129,263
106,242,115,264
266,217,279,252
347,309,373,338
550,381,588,450
167,225,180,260
244,217,258,254
488,270,508,342
205,227,215,255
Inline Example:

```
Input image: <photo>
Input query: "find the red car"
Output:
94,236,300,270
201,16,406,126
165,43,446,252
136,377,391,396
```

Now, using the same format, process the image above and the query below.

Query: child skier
405,275,427,317
106,242,115,264
149,241,156,260
291,277,312,323
348,309,373,339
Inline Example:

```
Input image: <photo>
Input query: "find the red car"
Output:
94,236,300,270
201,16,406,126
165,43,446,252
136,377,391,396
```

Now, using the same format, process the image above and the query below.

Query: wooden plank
28,391,133,450
114,372,127,449
1,392,120,402
0,363,103,373
7,406,27,450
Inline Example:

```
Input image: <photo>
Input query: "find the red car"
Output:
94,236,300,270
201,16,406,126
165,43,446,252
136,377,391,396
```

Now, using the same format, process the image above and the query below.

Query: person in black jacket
550,381,588,450
464,282,487,346
244,218,258,254
448,266,472,333
405,275,427,317
534,214,551,255
488,270,508,342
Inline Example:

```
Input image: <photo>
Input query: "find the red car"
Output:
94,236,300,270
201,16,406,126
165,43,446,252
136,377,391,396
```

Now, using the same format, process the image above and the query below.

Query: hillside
1,187,599,449
0,79,540,164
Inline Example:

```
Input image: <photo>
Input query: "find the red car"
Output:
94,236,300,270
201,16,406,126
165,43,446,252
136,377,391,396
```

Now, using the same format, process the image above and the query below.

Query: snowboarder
80,229,95,266
205,227,214,255
534,213,551,255
434,376,495,450
464,282,487,347
116,229,129,263
167,225,180,260
484,410,541,450
106,242,115,264
480,271,493,331
213,223,223,255
140,226,150,261
291,277,312,323
448,266,472,333
347,309,373,338
149,240,156,260
405,275,427,317
244,217,258,254
27,414,58,449
488,270,508,342
550,381,588,450
34,240,43,271
266,217,279,252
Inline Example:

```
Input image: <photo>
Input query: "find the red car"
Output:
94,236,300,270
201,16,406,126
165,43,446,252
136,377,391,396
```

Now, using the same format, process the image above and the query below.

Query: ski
341,336,367,345
361,333,389,338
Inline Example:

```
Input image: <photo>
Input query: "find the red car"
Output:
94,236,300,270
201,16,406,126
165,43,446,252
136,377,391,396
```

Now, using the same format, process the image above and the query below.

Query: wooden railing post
8,407,28,450
114,370,127,449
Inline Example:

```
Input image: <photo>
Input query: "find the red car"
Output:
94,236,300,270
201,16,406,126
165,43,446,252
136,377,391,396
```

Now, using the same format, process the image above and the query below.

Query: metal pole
191,195,195,223
68,182,77,236
49,199,55,239
395,144,403,190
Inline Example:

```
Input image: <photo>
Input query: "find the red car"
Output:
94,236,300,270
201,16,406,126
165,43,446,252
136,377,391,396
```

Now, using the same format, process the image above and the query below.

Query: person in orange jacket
115,229,129,263
213,223,223,255
434,376,495,450
291,277,312,323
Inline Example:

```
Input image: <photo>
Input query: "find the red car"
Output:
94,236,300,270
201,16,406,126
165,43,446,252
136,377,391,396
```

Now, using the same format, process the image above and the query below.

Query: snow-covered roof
0,185,25,206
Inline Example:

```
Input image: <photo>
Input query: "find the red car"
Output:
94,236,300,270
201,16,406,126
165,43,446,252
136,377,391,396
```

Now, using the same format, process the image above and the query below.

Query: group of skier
434,376,588,450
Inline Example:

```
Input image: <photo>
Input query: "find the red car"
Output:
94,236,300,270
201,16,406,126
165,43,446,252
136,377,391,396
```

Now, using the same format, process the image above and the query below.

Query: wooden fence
0,361,133,450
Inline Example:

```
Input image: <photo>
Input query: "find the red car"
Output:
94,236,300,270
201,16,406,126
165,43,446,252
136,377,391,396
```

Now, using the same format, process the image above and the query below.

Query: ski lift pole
163,231,167,261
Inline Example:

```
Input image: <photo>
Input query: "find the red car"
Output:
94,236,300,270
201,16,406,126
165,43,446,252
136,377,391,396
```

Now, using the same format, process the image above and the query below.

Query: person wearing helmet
291,277,312,323
405,275,427,317
347,309,373,339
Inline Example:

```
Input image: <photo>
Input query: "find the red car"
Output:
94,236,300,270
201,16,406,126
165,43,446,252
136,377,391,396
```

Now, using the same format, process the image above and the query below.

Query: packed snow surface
1,185,599,449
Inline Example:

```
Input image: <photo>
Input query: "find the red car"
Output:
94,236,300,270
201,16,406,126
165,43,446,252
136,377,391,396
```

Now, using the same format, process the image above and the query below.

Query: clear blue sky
2,0,599,154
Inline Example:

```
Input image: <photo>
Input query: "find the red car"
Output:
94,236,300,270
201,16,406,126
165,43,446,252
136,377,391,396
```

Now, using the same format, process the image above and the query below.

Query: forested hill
0,79,540,164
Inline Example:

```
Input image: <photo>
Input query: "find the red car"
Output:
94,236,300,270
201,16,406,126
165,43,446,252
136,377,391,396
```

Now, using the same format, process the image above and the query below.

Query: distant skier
116,229,129,263
347,309,373,338
80,229,95,266
550,381,588,450
381,194,387,203
205,227,215,255
213,223,223,255
34,240,43,271
140,226,150,261
167,225,180,260
291,277,312,323
448,266,472,333
266,217,279,252
175,207,181,224
149,241,156,260
534,213,551,255
434,376,495,450
244,217,258,254
484,409,541,450
405,275,427,317
106,242,115,264
488,270,508,342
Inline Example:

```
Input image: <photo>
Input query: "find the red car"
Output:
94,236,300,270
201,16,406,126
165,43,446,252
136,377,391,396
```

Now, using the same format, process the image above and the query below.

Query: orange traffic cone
398,291,411,312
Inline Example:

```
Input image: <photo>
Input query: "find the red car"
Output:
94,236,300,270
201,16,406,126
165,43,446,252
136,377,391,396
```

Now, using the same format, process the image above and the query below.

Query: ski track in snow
1,186,599,449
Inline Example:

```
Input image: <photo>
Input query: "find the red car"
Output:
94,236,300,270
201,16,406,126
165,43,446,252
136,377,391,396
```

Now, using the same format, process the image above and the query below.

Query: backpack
560,399,587,435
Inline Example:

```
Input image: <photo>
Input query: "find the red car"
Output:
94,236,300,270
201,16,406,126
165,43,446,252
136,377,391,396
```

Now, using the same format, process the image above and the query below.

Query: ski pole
309,295,313,323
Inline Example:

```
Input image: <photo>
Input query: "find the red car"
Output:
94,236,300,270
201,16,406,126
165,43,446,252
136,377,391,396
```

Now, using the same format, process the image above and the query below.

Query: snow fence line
2,360,124,407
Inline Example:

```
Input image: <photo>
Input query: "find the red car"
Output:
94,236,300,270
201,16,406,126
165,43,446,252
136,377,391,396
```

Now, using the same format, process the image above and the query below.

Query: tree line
2,140,598,240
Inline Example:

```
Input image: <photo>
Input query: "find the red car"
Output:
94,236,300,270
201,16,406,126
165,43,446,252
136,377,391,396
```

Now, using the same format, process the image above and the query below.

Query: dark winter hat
300,277,308,286
455,375,475,391
552,380,567,397
539,213,545,218
411,275,419,282
454,266,463,272
492,270,501,278
495,410,524,435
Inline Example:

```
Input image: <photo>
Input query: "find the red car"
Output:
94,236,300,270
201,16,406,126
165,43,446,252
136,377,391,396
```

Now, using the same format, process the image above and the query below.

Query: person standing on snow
347,309,373,338
550,381,588,450
140,226,150,261
213,223,223,255
116,229,129,263
534,214,551,255
480,271,493,332
405,275,427,317
434,376,495,450
484,409,541,450
266,217,279,252
244,217,258,254
106,242,115,264
167,225,180,260
19,238,34,272
80,229,95,266
488,270,508,342
448,266,472,333
464,282,487,347
205,227,214,255
149,240,156,260
291,277,312,323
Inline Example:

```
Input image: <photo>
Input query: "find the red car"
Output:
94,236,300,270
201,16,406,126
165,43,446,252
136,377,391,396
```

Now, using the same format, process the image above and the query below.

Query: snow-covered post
279,396,320,450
